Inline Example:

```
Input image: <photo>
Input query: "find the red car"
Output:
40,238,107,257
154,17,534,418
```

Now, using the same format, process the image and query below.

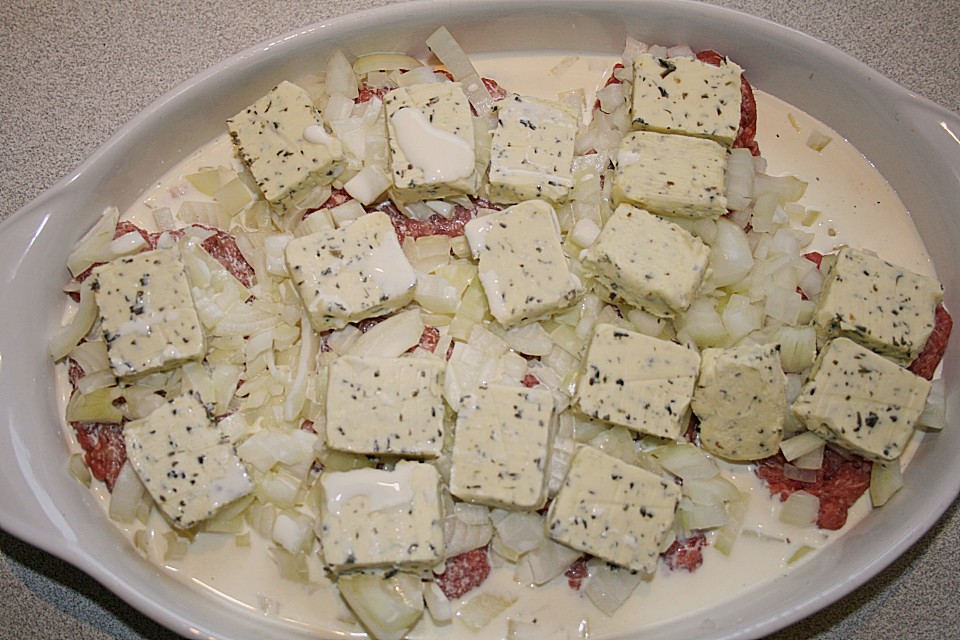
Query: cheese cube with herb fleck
317,462,445,571
487,94,578,205
612,130,728,218
574,323,700,439
546,445,680,574
227,80,344,211
123,393,253,529
631,53,743,146
792,337,931,461
449,384,555,510
813,247,943,365
325,355,446,458
692,344,787,460
383,82,480,201
92,246,205,378
581,204,710,318
463,200,581,327
285,212,417,331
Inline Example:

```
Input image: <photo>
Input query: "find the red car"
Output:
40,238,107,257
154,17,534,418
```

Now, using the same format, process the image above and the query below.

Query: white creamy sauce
63,51,938,639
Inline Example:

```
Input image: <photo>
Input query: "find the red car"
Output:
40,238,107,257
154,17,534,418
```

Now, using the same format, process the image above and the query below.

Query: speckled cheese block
325,355,446,458
383,82,480,201
792,337,931,461
449,384,555,510
284,211,417,331
123,393,253,529
227,80,344,211
581,204,711,318
546,445,680,574
612,130,728,218
813,246,943,365
631,53,743,146
487,94,578,205
574,323,700,439
92,246,206,378
463,199,581,327
692,343,787,460
317,462,445,571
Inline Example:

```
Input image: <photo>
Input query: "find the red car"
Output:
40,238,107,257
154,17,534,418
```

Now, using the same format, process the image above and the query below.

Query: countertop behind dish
1,1,958,639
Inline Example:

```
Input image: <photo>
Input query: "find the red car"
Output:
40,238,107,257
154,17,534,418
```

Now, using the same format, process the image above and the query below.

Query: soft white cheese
546,445,680,574
449,383,555,510
383,82,480,201
285,212,417,331
581,204,711,318
487,94,578,205
227,81,344,211
813,246,943,364
317,462,445,571
631,53,742,146
791,337,932,461
574,323,700,439
325,355,446,458
123,393,253,529
92,246,205,378
691,343,787,460
463,200,581,327
612,130,728,218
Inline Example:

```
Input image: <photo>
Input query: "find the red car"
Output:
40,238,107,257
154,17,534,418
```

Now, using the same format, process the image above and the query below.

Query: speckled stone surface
1,1,958,639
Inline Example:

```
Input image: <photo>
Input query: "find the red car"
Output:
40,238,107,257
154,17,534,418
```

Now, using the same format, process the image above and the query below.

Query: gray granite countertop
1,1,958,639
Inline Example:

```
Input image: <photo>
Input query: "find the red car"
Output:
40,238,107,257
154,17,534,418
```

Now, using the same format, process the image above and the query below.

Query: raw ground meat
565,556,589,590
72,422,126,491
435,546,491,599
755,448,872,530
662,531,708,572
909,304,953,380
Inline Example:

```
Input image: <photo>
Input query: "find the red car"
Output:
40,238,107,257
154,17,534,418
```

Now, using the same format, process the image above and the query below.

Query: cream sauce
65,50,938,639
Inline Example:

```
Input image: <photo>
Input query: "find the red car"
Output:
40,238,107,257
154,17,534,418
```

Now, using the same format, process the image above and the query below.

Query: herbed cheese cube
581,204,711,318
631,53,743,146
574,323,700,439
612,130,728,218
487,94,578,205
813,247,943,365
317,462,445,571
383,82,479,201
792,337,931,461
92,246,205,378
463,200,581,327
227,81,344,211
449,384,555,510
325,355,446,458
285,212,417,331
123,393,253,529
691,344,787,461
546,445,680,574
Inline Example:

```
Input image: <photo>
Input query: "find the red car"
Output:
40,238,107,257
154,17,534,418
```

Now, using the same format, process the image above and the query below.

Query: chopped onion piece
109,462,146,523
325,50,359,100
583,559,643,616
706,218,754,288
344,165,392,205
423,581,452,623
458,592,516,631
49,281,99,361
651,443,718,481
347,309,424,358
870,460,904,507
779,430,826,462
66,206,120,277
425,26,496,116
353,53,423,76
806,130,832,152
493,511,545,561
778,491,819,527
918,378,946,430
